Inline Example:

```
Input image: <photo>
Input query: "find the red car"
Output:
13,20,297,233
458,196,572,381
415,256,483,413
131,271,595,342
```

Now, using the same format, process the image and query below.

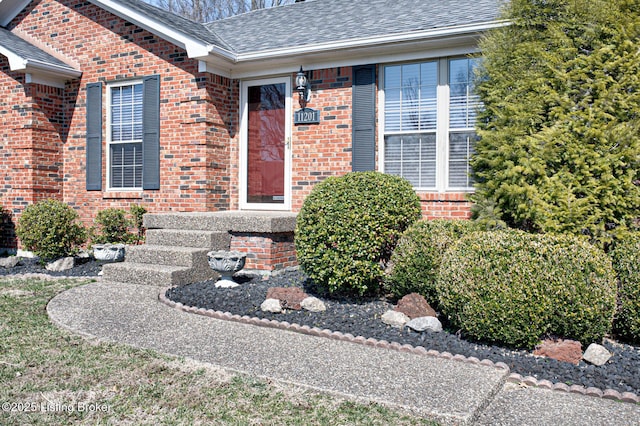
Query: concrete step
125,245,212,268
101,261,218,287
143,211,297,233
145,229,231,249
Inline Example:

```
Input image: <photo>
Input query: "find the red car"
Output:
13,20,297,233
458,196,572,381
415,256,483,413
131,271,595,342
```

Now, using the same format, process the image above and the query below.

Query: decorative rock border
158,287,640,405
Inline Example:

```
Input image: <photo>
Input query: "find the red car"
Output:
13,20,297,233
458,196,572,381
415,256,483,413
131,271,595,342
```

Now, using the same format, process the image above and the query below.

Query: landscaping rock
394,293,436,319
260,298,282,313
215,280,240,288
583,343,612,366
533,338,582,365
381,310,410,328
0,257,21,269
45,257,75,272
406,316,443,332
300,296,326,312
266,287,308,310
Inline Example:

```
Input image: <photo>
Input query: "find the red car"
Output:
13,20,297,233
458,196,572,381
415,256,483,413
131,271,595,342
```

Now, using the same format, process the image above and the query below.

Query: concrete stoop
101,211,297,286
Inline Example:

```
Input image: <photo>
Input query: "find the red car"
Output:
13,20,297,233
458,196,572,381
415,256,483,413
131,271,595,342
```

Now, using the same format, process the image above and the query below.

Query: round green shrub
295,171,421,296
16,199,87,259
386,219,478,302
437,230,617,349
93,208,131,244
609,234,640,343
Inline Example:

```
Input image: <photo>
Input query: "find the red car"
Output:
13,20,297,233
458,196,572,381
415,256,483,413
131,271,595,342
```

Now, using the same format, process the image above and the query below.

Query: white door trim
239,76,292,211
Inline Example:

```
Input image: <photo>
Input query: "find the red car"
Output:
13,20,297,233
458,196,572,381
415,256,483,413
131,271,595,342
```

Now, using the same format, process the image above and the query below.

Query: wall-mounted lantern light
295,66,311,108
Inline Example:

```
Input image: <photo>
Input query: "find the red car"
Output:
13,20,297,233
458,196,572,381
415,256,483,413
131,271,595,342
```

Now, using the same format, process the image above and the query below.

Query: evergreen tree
472,0,640,247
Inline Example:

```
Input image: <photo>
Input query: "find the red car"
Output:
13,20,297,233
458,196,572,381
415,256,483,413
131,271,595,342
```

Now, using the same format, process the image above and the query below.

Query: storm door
240,77,291,210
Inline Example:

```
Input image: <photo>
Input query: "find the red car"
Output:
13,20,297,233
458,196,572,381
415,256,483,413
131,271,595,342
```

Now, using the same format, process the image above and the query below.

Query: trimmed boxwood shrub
609,234,640,343
295,171,421,296
93,208,131,244
386,219,478,302
16,199,87,259
437,230,617,349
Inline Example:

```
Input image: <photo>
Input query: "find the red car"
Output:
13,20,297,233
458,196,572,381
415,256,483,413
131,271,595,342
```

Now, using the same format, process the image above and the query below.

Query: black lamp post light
293,66,319,125
295,66,311,108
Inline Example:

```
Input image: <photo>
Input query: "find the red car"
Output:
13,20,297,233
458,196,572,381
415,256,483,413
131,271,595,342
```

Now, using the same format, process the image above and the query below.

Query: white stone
583,343,612,366
260,298,282,313
0,256,21,268
214,279,240,288
301,296,326,312
45,257,75,272
406,316,443,332
381,310,410,328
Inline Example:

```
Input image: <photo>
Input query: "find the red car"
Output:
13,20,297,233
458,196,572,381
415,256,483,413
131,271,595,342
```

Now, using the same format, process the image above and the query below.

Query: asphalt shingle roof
205,0,503,54
0,26,77,71
112,0,231,49
1,0,503,72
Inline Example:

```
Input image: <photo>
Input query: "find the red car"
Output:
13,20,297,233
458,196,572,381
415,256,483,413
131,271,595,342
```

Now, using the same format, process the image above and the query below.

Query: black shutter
352,65,376,171
86,82,103,191
142,75,160,190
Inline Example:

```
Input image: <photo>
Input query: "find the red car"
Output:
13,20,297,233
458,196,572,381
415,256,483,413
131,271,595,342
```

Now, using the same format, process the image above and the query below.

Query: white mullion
436,59,449,193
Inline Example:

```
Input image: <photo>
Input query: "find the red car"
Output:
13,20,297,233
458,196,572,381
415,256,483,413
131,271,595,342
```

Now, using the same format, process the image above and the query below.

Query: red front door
246,83,286,204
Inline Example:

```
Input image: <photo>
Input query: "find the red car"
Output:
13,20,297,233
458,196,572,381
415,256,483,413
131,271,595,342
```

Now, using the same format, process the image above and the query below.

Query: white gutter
233,20,509,62
0,45,81,87
0,45,80,76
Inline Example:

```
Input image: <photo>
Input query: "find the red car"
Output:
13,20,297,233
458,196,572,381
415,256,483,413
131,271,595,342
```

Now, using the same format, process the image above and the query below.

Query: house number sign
294,108,320,125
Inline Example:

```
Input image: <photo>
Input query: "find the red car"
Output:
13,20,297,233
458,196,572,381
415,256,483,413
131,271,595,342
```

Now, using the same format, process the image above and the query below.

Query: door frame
239,76,292,211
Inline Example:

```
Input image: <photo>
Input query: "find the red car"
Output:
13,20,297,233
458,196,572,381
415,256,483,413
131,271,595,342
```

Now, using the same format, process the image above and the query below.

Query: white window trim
238,76,292,211
378,55,478,193
106,79,144,191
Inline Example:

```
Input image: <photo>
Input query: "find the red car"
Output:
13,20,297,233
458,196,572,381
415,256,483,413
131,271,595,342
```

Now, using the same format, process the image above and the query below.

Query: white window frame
378,56,480,193
106,79,144,191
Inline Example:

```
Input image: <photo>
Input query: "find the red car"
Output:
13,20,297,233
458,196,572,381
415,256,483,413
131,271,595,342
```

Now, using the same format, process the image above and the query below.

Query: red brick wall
1,57,67,248
290,67,355,211
1,0,471,247
290,66,472,219
5,0,236,228
230,233,297,271
418,192,473,220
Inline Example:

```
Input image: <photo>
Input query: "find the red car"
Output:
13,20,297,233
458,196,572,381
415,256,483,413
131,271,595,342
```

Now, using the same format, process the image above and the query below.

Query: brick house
0,0,503,252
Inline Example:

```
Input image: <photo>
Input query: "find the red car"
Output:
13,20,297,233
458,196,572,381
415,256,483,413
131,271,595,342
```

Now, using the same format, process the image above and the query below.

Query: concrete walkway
47,281,640,425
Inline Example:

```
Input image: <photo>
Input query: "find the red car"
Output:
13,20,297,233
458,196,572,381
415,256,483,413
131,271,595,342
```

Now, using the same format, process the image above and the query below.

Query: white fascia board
205,31,487,80
87,0,233,60
197,20,507,79
234,20,508,63
0,45,27,70
0,46,81,87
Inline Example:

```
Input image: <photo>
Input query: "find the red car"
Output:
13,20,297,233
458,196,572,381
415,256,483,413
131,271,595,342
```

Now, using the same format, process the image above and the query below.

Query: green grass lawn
0,277,436,425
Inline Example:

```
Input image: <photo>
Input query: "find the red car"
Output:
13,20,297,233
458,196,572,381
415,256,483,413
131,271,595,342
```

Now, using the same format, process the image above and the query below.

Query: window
85,75,159,192
108,82,144,189
382,57,481,191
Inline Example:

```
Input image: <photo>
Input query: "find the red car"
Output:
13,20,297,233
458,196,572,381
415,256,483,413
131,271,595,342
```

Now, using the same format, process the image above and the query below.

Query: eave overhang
196,20,509,79
0,44,82,88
